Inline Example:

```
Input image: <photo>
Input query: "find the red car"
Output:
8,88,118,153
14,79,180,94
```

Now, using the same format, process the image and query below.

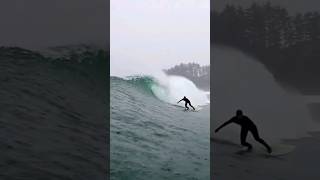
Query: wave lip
117,73,210,107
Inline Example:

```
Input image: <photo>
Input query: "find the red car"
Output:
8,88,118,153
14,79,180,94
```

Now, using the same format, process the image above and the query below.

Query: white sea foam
212,46,320,143
151,72,210,107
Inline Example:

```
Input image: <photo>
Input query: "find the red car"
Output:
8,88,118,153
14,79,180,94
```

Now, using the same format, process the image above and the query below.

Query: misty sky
0,0,108,49
111,0,210,77
213,0,320,13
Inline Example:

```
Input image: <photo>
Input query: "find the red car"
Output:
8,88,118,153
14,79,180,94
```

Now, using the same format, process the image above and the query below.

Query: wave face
0,47,108,179
125,74,209,106
212,46,320,144
110,75,210,180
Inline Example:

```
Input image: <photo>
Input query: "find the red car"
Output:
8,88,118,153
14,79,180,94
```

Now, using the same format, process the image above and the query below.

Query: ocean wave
111,74,210,107
212,46,320,144
110,74,210,180
0,46,108,179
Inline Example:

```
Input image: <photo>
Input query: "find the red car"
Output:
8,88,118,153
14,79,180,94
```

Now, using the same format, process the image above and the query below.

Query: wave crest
113,74,210,106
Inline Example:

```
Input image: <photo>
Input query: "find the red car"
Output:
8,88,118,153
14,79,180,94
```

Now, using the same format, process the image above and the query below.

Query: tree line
213,2,320,50
213,2,320,94
165,62,210,90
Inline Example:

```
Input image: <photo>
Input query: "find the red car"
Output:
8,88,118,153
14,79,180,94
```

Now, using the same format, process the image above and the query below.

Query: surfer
177,96,195,110
215,109,272,153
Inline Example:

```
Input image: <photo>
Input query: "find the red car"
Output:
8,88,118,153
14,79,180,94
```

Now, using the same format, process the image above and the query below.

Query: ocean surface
0,47,108,179
110,75,210,180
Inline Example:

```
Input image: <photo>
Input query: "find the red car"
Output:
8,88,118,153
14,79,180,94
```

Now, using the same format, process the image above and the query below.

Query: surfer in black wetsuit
177,96,195,110
215,109,272,153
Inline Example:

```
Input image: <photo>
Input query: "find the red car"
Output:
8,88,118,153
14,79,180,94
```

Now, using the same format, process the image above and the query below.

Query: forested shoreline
213,2,320,94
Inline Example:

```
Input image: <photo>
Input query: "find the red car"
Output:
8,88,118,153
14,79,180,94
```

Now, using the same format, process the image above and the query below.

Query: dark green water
110,76,210,180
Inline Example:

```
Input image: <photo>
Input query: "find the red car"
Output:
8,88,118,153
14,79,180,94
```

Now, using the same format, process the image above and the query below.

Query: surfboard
257,143,295,156
192,108,201,112
235,143,295,157
174,104,201,112
183,107,201,112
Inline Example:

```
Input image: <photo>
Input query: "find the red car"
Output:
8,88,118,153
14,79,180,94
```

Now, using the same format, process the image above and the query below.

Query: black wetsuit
178,97,195,110
216,115,271,153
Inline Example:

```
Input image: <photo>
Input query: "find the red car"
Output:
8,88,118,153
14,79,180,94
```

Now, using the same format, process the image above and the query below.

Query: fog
0,0,108,49
111,0,210,77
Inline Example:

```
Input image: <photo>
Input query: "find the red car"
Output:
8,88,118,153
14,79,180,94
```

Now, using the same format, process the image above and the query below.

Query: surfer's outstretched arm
177,99,183,103
215,119,234,133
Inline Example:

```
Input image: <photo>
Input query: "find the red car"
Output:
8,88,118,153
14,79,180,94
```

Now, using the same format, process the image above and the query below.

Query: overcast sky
0,0,318,56
0,0,108,49
111,0,210,77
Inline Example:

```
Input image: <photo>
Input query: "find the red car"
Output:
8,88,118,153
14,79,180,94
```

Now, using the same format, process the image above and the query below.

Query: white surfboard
258,143,295,156
184,107,201,112
235,143,295,156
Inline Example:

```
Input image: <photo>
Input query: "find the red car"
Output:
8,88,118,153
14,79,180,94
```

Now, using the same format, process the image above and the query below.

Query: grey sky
0,0,108,49
111,0,210,77
213,0,320,13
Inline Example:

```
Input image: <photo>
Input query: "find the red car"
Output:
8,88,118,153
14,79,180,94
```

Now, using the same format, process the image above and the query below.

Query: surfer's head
236,109,243,116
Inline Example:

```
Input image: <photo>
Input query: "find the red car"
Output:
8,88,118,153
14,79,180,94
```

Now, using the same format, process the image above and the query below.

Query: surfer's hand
215,129,219,133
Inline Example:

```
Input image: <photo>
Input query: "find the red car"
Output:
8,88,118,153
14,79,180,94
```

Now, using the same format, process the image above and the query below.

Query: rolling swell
0,47,108,180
